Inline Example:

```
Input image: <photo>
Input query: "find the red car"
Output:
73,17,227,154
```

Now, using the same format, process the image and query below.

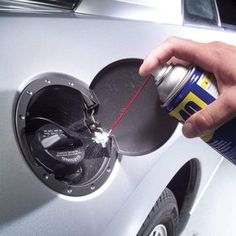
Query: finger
182,93,236,138
139,37,219,76
167,57,190,67
139,40,175,76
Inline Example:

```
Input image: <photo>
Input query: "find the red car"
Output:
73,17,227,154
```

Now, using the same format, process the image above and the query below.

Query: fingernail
139,64,145,76
182,122,197,138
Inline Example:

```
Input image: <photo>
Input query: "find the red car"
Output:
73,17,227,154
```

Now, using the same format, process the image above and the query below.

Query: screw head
26,91,33,96
67,187,72,194
19,115,25,120
43,174,49,180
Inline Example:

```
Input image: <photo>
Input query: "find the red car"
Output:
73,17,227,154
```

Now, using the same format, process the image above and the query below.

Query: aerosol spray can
153,64,236,164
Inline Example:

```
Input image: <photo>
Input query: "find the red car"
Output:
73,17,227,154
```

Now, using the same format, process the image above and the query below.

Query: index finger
139,37,217,76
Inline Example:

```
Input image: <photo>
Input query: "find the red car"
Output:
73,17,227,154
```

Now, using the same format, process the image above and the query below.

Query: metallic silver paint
1,12,236,235
76,0,182,24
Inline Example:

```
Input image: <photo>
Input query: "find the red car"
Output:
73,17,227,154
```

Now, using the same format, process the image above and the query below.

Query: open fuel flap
90,58,178,155
15,59,177,197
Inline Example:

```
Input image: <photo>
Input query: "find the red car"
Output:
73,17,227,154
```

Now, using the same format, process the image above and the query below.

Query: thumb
182,94,235,138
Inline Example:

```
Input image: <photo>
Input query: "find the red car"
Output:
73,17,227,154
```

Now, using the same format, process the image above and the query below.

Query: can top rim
162,66,195,107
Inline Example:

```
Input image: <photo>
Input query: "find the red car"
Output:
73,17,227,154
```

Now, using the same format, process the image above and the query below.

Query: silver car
1,0,236,235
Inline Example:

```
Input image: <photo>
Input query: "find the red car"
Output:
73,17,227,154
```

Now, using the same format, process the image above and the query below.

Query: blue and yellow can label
165,67,236,164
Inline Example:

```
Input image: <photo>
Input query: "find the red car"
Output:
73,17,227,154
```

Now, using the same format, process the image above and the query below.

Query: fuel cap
15,73,117,196
31,123,85,178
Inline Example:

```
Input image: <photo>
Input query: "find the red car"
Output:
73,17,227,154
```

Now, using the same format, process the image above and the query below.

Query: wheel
137,188,179,236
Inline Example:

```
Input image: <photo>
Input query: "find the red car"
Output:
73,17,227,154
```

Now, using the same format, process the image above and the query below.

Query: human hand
139,37,236,138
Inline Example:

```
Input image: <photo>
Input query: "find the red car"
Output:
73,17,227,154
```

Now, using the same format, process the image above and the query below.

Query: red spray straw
109,75,152,133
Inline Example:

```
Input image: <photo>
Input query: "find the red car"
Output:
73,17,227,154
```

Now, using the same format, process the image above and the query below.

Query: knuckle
209,41,224,49
208,41,225,57
154,55,166,66
166,36,178,44
192,110,215,133
207,41,225,72
165,37,178,58
165,36,180,49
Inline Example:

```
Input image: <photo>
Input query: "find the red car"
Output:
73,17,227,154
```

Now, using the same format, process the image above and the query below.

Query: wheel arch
167,158,201,234
136,158,201,236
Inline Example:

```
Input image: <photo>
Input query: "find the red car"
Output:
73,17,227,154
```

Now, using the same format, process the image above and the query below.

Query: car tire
137,188,179,236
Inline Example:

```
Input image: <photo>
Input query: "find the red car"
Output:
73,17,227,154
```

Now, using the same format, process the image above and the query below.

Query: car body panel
1,13,236,235
76,0,182,24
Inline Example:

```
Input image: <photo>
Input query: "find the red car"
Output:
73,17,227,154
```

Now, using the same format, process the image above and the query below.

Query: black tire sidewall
138,188,178,236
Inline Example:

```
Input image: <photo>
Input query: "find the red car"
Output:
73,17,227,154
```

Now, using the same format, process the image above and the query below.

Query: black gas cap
31,123,85,179
15,73,118,196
